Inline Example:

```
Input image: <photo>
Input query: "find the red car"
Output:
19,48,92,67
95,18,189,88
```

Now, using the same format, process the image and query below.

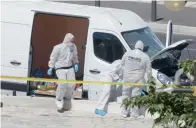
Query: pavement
0,96,143,115
1,107,159,128
1,96,162,128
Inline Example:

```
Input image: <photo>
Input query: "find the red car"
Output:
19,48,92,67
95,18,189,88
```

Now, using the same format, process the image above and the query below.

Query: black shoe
57,108,64,113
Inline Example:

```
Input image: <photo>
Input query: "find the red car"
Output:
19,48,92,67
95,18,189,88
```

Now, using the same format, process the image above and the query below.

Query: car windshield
122,27,165,58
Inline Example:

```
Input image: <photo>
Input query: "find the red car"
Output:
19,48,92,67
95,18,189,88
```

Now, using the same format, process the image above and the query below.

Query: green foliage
122,84,196,127
178,59,196,76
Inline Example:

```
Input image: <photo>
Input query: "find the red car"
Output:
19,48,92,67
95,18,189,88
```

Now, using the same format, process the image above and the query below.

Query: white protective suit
121,40,152,117
48,33,79,110
96,60,123,113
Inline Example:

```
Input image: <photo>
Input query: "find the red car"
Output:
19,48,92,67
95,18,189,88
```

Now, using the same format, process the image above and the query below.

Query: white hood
151,39,194,61
63,33,74,44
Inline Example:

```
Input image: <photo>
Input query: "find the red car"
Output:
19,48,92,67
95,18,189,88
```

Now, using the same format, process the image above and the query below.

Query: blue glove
116,79,121,85
141,91,146,96
47,68,53,76
141,90,147,96
116,79,121,82
74,64,79,72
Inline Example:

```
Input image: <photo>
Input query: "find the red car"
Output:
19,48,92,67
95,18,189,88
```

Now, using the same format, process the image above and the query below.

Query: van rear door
1,3,34,93
83,29,127,100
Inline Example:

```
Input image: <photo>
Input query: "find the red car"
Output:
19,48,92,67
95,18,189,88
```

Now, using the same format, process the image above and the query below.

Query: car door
83,29,127,98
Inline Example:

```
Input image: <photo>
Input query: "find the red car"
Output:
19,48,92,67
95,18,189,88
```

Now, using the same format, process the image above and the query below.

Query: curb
147,22,196,36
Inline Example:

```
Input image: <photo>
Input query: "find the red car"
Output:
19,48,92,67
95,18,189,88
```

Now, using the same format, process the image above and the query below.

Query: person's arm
48,46,59,68
145,56,152,81
72,44,79,64
116,64,123,82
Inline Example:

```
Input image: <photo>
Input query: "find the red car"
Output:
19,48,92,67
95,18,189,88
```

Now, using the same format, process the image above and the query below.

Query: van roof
2,1,147,32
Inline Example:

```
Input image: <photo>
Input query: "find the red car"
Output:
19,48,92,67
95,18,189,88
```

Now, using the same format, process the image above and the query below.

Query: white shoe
137,115,145,122
130,115,145,121
138,115,145,119
121,106,130,118
121,110,129,118
130,115,138,119
121,113,129,118
55,100,63,111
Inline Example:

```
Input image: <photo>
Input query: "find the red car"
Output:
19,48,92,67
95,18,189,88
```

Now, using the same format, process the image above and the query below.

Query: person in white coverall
121,40,152,118
47,33,79,112
95,60,123,116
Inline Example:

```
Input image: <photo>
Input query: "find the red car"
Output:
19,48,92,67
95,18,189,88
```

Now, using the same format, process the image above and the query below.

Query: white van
1,1,193,99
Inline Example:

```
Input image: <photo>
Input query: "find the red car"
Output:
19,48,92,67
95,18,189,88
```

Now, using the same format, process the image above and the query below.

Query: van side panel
1,4,34,92
1,4,33,24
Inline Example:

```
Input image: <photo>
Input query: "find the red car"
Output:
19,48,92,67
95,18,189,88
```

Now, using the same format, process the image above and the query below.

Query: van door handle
89,69,100,74
10,60,21,66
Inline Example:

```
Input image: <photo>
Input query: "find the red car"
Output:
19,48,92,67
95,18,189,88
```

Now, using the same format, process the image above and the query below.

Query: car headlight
157,72,173,85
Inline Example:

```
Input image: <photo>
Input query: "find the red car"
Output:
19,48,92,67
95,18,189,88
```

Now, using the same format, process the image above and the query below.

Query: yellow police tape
0,75,149,86
0,75,194,88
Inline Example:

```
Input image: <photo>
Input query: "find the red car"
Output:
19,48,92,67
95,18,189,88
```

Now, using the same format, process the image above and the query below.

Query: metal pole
194,61,196,110
95,0,100,7
151,0,157,22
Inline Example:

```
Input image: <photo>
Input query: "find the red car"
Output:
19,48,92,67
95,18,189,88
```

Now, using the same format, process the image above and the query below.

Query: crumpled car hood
151,39,194,69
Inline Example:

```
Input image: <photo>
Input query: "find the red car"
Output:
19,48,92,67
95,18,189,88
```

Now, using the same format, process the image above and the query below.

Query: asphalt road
101,1,196,27
155,32,196,59
62,1,196,27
